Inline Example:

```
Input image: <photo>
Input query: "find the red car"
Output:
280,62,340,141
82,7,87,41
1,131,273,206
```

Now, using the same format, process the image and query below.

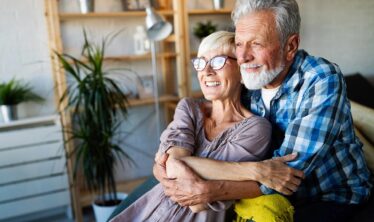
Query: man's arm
154,155,262,206
165,153,303,195
154,152,303,206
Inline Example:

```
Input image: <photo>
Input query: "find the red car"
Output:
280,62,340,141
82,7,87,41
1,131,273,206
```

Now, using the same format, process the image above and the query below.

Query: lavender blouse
111,98,272,222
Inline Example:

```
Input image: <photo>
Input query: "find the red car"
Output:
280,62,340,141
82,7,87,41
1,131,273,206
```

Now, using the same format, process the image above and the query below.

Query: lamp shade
145,7,172,41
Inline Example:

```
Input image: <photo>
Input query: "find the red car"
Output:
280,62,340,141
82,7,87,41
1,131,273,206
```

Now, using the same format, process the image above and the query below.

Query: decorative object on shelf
213,0,224,10
122,0,155,11
133,25,150,55
145,5,172,138
193,21,217,41
0,78,44,123
55,30,131,222
137,75,154,99
78,0,94,13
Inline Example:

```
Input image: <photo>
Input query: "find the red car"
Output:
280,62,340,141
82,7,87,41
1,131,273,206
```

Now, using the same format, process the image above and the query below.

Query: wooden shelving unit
59,10,174,20
128,94,179,106
44,1,188,221
188,9,232,15
44,1,233,221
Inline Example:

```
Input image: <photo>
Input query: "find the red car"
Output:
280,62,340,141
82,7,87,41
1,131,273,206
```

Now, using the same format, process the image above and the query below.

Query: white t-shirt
261,86,281,113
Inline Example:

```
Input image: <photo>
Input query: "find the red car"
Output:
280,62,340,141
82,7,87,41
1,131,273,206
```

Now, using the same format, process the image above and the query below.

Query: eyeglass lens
192,56,227,71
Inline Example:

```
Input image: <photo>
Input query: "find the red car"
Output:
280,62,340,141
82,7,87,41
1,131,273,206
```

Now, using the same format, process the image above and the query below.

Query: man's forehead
234,12,278,41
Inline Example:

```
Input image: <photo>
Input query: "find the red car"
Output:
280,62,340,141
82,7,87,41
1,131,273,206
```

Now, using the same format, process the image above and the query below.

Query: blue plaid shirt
242,50,372,204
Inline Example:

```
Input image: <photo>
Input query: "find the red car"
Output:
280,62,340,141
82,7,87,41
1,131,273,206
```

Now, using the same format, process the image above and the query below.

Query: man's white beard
240,64,284,90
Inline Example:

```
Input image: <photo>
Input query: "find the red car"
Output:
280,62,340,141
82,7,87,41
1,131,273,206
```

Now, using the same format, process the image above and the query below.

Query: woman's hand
254,153,305,195
153,152,169,182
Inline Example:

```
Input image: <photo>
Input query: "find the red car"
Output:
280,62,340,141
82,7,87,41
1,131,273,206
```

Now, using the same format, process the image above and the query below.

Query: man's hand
154,153,211,206
255,153,305,195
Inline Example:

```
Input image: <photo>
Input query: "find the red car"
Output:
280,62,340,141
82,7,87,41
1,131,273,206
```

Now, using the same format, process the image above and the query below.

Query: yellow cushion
234,194,294,222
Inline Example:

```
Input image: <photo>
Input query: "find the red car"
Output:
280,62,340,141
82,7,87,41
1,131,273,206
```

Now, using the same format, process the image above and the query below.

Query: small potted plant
193,20,217,41
56,31,132,222
0,78,44,123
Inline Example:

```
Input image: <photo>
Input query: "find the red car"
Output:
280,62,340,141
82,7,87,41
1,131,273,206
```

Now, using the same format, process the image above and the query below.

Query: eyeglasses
191,55,237,72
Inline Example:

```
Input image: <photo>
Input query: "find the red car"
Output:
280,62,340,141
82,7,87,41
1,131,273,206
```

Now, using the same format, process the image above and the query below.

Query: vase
0,105,18,123
213,0,224,10
92,192,128,222
78,0,94,14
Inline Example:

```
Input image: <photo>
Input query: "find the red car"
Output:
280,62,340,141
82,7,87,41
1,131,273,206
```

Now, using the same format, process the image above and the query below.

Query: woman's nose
204,63,216,75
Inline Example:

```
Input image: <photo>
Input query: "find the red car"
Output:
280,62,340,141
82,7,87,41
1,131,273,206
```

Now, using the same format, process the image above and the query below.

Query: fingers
273,152,298,162
292,168,305,179
153,156,169,182
156,152,169,166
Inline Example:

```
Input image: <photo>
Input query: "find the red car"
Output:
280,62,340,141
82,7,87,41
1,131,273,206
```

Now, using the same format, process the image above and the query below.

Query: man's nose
237,47,254,65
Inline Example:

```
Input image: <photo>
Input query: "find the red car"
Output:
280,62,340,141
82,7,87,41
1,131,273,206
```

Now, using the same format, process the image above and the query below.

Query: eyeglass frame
191,55,237,72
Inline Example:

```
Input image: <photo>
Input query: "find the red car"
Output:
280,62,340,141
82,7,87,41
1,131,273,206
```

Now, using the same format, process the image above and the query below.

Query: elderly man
154,0,372,221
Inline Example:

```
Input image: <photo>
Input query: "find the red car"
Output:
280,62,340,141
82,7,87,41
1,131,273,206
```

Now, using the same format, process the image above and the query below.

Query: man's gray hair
232,0,300,45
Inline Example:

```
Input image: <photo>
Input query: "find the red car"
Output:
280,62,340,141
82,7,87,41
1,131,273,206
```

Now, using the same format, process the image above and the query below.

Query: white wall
297,0,374,83
0,0,55,118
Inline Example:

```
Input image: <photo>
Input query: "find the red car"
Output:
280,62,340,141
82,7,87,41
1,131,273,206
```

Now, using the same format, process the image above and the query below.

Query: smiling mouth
241,64,263,70
205,81,221,87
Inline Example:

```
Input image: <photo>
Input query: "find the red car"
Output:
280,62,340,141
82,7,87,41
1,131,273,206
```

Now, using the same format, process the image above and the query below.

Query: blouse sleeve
158,98,197,154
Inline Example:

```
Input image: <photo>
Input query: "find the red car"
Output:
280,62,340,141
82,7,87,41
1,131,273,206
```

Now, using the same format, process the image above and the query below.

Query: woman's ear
285,34,300,61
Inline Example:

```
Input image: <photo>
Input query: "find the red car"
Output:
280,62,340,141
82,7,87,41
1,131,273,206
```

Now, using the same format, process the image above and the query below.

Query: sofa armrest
350,100,374,174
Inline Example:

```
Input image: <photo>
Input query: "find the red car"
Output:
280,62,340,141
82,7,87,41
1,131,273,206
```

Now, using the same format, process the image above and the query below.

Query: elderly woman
110,31,273,222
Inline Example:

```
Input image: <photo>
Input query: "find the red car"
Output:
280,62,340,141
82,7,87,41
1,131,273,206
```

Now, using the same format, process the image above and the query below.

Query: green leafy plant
56,30,132,206
193,21,217,40
0,78,44,105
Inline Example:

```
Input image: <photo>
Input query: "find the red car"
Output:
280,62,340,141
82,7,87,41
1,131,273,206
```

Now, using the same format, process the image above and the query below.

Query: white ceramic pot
92,192,128,222
213,0,224,9
78,0,94,14
0,105,18,123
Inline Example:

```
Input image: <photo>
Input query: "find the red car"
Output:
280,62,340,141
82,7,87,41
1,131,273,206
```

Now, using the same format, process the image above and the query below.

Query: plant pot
92,192,128,222
78,0,94,14
212,0,224,10
0,105,18,123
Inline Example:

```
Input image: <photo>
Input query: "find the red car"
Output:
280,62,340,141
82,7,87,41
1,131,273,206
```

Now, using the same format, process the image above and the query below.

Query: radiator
0,115,71,221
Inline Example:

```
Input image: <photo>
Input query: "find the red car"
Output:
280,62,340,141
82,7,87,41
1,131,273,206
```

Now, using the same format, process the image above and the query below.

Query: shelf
67,52,177,64
128,94,179,106
0,115,59,131
105,52,177,61
59,10,174,20
188,9,232,15
80,177,148,207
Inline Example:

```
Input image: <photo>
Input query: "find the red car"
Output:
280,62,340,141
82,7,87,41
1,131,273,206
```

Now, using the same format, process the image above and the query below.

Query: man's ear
284,34,300,61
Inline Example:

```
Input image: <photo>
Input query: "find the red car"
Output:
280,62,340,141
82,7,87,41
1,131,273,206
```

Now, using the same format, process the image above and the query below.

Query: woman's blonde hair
197,31,236,57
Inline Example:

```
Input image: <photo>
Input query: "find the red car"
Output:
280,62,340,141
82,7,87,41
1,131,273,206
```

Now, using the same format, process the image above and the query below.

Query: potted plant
193,20,217,41
56,31,131,222
0,78,44,123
